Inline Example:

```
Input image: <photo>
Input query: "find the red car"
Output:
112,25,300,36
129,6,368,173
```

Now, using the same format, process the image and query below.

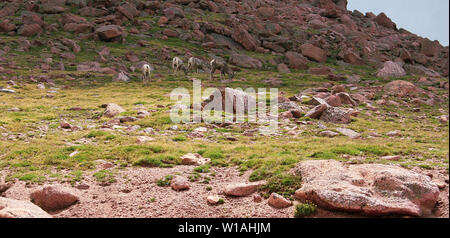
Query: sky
347,0,449,46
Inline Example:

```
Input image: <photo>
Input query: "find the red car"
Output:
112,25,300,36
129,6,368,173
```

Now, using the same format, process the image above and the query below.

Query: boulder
136,136,154,144
79,7,107,17
374,12,396,30
39,4,66,14
232,25,259,51
63,23,92,33
309,66,332,75
202,88,256,114
268,193,292,208
22,11,44,26
171,176,190,191
0,197,52,218
224,182,265,197
163,29,178,37
325,95,342,107
207,195,222,205
117,2,139,20
77,62,101,72
335,127,360,139
404,64,441,77
103,103,125,118
319,130,339,137
30,186,79,211
285,51,309,70
420,39,440,57
294,160,439,217
229,54,262,69
181,153,210,165
18,24,43,37
320,107,351,124
376,61,406,78
96,25,123,42
305,104,328,119
384,80,422,97
257,7,275,18
300,43,327,63
336,92,357,106
0,20,16,32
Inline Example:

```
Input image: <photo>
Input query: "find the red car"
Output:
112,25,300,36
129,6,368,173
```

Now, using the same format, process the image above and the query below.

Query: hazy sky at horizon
348,0,449,46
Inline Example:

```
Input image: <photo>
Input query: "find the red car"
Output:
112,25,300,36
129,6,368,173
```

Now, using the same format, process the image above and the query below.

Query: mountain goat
187,57,207,73
172,57,187,75
210,59,234,80
141,64,154,84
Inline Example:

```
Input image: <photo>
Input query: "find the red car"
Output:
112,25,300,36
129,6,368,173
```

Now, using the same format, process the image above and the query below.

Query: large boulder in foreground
384,80,422,97
294,160,439,217
0,197,52,218
30,185,79,212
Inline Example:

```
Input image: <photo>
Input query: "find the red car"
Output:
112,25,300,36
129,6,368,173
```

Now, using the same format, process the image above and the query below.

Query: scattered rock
103,103,125,118
253,194,263,203
207,195,223,205
305,104,328,119
0,183,12,195
319,130,339,137
171,176,190,191
320,107,351,124
376,61,406,78
439,115,448,124
335,128,360,139
386,130,402,137
30,186,79,211
229,54,262,69
181,153,210,165
381,155,401,161
113,71,130,82
0,197,52,218
384,80,421,97
96,25,123,42
268,193,292,209
300,43,327,63
224,182,265,197
136,136,154,144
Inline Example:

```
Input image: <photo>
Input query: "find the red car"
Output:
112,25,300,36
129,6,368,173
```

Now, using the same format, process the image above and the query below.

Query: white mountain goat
187,57,206,73
172,57,187,75
141,64,154,84
210,59,234,80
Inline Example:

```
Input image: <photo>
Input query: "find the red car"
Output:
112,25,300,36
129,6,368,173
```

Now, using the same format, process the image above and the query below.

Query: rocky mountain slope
0,0,448,77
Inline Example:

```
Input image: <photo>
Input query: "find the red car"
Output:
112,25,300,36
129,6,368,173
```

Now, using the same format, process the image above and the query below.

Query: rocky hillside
0,0,448,77
0,0,448,218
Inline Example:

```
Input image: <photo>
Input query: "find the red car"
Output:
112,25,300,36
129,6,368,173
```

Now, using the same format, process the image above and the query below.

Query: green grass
294,202,317,218
0,22,448,187
157,175,174,187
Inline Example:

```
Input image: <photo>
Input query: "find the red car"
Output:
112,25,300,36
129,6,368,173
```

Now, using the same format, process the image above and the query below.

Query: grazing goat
210,59,234,80
172,57,187,75
141,64,154,84
187,57,206,73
